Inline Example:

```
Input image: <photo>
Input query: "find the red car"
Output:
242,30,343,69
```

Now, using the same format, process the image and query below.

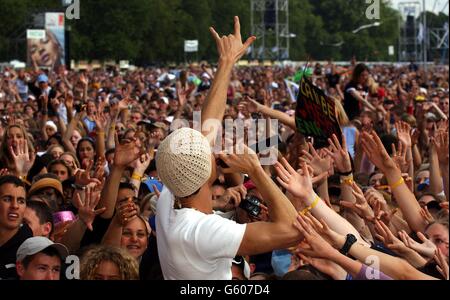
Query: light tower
250,0,290,61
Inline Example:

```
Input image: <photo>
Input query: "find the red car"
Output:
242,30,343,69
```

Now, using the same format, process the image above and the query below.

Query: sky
389,0,449,15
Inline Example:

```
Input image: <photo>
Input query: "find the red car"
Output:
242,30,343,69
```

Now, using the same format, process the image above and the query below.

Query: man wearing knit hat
155,17,306,280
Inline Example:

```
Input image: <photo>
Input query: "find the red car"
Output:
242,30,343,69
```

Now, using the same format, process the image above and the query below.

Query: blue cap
143,178,163,194
37,74,49,83
271,249,292,278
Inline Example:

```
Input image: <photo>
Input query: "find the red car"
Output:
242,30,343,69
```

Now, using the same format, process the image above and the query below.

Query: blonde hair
334,98,350,127
80,245,139,280
0,124,35,169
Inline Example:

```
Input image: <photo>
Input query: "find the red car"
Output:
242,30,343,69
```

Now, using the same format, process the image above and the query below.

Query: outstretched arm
219,152,303,256
361,131,427,232
201,16,255,145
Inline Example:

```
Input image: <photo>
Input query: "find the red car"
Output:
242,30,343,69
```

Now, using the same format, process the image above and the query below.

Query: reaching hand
395,121,412,148
293,214,338,260
300,142,332,178
79,73,89,87
218,144,260,175
431,130,449,166
215,185,247,212
391,141,409,173
209,16,256,63
373,220,409,255
274,158,320,201
115,197,139,226
399,230,437,259
419,206,435,225
94,112,108,132
434,248,449,280
75,187,106,231
74,160,101,186
323,134,352,174
360,131,397,172
113,134,145,168
9,139,35,177
340,182,374,221
302,212,346,249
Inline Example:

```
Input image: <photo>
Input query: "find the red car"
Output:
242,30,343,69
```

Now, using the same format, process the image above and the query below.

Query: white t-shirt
156,187,247,280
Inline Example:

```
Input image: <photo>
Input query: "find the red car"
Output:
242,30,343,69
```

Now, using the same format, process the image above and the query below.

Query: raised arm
311,216,437,280
98,135,143,219
201,16,255,145
219,149,303,256
247,97,297,130
361,131,427,232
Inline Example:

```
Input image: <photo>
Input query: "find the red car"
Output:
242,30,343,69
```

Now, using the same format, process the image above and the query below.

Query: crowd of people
0,16,448,281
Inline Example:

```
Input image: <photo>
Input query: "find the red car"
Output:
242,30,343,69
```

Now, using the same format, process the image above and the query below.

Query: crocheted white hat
156,127,212,198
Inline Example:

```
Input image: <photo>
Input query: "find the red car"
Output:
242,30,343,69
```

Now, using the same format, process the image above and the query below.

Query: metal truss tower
398,1,423,62
250,0,290,61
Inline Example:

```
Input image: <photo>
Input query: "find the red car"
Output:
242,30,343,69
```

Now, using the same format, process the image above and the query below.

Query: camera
239,195,262,218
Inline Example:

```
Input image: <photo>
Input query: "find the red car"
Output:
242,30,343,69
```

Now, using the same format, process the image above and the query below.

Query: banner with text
295,76,342,149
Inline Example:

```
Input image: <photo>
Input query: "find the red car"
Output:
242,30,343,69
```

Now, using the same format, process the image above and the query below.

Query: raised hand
419,206,435,225
293,214,337,260
373,220,409,255
340,182,374,220
360,131,397,172
75,187,106,231
395,121,412,148
94,112,108,132
323,134,352,174
218,144,260,175
300,142,332,177
74,160,101,186
302,212,344,249
391,142,409,173
209,16,256,63
399,230,437,259
9,139,35,177
79,73,89,87
431,130,449,166
275,158,312,200
113,134,145,168
131,152,153,175
434,248,449,280
64,91,74,110
215,185,247,212
114,197,139,226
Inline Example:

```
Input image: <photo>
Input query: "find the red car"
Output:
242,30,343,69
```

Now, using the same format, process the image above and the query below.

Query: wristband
18,176,31,186
337,170,353,176
131,173,143,181
299,194,320,215
390,177,404,190
340,174,354,186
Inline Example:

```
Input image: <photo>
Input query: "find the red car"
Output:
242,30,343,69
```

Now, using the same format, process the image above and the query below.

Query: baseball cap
142,178,163,194
16,237,68,262
37,74,49,83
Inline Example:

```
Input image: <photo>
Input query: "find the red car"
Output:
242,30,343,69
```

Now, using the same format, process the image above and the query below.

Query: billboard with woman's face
27,13,65,71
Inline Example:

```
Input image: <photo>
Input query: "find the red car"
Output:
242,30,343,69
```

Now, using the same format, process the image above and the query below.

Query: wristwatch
340,234,357,255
